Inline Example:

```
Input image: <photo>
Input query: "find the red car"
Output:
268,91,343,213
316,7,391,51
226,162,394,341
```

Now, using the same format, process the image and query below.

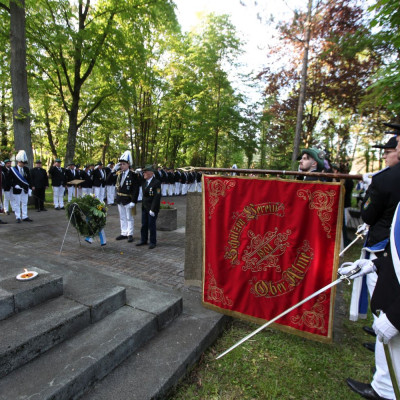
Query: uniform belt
117,192,131,197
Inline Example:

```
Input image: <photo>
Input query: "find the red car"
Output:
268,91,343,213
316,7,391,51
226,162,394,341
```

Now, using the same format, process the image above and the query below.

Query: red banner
202,175,344,342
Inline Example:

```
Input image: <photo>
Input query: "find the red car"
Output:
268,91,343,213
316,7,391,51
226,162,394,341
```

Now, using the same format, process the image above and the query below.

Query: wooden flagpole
192,167,363,181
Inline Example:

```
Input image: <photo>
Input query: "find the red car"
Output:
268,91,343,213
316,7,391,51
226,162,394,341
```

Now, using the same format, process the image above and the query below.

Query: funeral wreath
66,194,108,236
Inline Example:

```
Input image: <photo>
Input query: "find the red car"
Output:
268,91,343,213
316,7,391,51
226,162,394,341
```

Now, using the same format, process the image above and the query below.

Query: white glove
362,173,372,188
135,168,142,173
28,189,32,196
112,162,120,172
14,185,21,190
149,210,155,217
128,202,135,208
356,223,369,236
338,259,376,279
373,313,399,344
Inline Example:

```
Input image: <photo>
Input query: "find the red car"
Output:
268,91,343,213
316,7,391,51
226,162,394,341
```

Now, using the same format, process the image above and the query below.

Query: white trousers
13,191,28,219
181,183,188,195
197,182,202,192
76,187,82,198
372,334,400,399
168,184,174,196
67,186,75,202
118,204,134,236
53,186,64,208
174,182,181,195
106,185,115,204
161,183,167,197
94,186,105,202
3,190,12,211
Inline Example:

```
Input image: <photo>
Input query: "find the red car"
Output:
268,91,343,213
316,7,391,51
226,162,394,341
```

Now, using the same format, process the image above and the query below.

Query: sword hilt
338,262,362,283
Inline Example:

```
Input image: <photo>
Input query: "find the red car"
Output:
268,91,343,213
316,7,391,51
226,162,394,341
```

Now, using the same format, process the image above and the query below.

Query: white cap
119,150,132,165
16,150,28,163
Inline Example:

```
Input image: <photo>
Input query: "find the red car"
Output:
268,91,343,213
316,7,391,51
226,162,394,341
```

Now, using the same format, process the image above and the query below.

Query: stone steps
0,306,159,400
82,292,228,400
0,250,185,399
0,267,63,321
0,295,90,378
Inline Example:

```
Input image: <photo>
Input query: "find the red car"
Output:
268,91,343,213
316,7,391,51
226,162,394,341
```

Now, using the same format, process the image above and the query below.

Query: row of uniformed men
1,156,203,217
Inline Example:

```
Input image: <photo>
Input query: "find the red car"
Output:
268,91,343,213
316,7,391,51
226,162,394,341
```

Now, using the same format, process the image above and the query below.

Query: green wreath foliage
66,194,108,237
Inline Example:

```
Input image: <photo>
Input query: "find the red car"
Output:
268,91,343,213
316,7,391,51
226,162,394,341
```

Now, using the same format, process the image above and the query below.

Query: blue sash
390,203,400,285
11,166,29,189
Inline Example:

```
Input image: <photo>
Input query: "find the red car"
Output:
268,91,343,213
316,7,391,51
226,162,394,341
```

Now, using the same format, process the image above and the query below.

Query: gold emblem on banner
207,267,233,306
242,228,291,273
290,293,327,333
297,189,336,238
207,179,236,219
224,202,285,266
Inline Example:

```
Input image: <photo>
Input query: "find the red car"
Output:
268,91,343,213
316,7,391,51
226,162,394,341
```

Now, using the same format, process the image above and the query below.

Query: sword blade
216,277,344,360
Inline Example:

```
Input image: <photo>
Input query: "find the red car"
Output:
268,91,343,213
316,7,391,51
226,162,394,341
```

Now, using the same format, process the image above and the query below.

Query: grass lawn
169,239,375,400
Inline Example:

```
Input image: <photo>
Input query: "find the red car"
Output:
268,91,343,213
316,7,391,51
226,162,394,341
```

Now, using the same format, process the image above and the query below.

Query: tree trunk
291,0,313,170
44,107,58,159
1,86,7,149
10,0,33,166
65,100,79,165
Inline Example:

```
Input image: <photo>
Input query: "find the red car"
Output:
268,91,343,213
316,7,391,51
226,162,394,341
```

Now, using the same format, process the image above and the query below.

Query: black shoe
23,218,33,222
16,218,21,223
346,378,390,399
36,209,41,212
55,207,60,210
136,242,147,246
0,220,7,224
116,235,128,240
101,243,106,246
60,206,65,210
363,342,375,353
363,326,377,337
148,243,156,249
41,208,47,211
127,235,134,243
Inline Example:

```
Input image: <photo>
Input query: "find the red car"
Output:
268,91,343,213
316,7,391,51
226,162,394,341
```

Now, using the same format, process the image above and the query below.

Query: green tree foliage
0,0,260,168
259,0,382,170
367,0,400,112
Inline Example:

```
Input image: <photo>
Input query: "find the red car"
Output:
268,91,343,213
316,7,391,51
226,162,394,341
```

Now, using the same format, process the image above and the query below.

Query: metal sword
215,265,361,360
383,342,400,399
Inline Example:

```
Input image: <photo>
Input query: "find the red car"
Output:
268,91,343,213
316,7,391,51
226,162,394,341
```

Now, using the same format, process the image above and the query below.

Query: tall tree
0,0,33,165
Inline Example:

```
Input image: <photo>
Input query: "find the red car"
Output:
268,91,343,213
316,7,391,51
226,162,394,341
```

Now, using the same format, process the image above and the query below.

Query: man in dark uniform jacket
136,165,161,249
343,124,400,400
65,163,77,202
113,151,140,242
49,158,66,209
105,161,116,205
361,145,400,250
11,150,33,222
30,160,49,212
1,158,12,214
92,162,106,201
80,165,93,196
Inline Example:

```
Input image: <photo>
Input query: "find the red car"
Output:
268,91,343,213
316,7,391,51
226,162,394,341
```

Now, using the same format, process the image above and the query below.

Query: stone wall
184,192,202,287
